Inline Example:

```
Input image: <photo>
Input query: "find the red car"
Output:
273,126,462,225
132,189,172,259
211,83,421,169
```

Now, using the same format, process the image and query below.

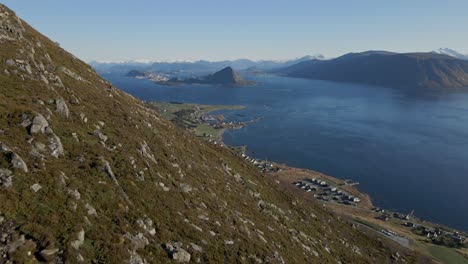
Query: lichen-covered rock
0,168,13,188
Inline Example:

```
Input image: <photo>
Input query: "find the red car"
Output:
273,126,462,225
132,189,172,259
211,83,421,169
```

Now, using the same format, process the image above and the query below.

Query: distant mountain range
90,55,326,75
277,51,468,89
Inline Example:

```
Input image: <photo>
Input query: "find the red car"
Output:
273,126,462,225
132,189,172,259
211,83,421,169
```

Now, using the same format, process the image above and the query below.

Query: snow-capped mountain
433,48,468,60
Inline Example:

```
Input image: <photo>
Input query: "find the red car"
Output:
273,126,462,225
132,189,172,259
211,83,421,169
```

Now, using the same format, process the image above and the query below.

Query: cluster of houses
200,115,246,132
374,208,412,222
373,208,467,248
293,178,361,205
241,153,280,173
414,225,466,247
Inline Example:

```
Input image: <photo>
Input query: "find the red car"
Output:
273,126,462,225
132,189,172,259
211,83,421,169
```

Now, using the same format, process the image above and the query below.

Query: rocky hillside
279,51,468,89
0,4,427,263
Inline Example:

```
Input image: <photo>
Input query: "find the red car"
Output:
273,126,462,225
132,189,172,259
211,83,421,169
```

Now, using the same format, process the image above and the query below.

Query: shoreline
151,101,468,263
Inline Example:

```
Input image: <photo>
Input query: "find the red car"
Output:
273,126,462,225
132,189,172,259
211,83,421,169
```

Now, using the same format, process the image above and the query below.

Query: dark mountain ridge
279,51,468,88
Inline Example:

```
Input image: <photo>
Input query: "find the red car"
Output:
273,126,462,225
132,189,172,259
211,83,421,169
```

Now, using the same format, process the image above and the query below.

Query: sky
3,0,468,62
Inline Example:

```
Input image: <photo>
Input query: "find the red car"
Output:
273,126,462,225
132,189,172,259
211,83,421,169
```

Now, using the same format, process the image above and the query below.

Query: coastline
152,101,468,263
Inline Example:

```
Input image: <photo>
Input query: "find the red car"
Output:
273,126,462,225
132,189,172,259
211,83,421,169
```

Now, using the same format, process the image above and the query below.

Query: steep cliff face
0,4,424,263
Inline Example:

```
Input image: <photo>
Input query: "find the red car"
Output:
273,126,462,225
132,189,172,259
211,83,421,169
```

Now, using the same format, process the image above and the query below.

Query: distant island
277,51,468,89
127,67,255,86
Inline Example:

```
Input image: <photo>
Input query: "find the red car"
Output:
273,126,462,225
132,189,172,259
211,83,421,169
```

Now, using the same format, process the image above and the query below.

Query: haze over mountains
90,55,325,75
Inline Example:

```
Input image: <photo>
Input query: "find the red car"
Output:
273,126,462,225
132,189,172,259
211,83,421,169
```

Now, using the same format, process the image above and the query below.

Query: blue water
103,73,468,231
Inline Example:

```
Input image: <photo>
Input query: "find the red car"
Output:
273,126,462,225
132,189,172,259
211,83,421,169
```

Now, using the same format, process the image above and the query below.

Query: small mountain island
278,51,468,89
128,67,254,86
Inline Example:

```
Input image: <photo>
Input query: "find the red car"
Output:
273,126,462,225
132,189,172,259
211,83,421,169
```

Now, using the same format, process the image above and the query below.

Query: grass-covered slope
0,4,427,263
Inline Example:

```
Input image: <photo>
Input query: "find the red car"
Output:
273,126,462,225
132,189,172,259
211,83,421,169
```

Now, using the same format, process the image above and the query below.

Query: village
288,175,467,252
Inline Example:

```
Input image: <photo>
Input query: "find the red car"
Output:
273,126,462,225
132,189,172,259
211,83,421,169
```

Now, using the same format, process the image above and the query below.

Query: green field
147,102,245,140
194,123,220,137
149,102,245,121
410,239,468,264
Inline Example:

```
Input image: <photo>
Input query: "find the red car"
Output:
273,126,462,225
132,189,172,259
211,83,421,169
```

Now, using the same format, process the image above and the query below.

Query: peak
223,66,234,70
217,66,235,73
205,66,243,84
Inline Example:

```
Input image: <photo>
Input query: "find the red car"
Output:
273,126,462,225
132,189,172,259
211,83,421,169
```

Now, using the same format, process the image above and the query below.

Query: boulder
71,229,85,250
46,128,64,158
190,243,203,253
56,98,70,118
85,203,97,216
172,249,191,263
0,142,28,172
11,153,28,172
164,242,191,263
30,114,49,134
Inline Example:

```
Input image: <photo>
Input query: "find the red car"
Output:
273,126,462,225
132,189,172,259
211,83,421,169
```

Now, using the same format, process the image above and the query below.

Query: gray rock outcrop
56,98,70,118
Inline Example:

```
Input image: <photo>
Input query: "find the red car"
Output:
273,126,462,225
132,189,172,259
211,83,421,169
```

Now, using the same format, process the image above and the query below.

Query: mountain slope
279,51,468,88
0,4,426,263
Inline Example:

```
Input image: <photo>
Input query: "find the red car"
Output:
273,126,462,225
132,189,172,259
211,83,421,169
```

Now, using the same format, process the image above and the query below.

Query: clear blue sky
3,0,468,62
